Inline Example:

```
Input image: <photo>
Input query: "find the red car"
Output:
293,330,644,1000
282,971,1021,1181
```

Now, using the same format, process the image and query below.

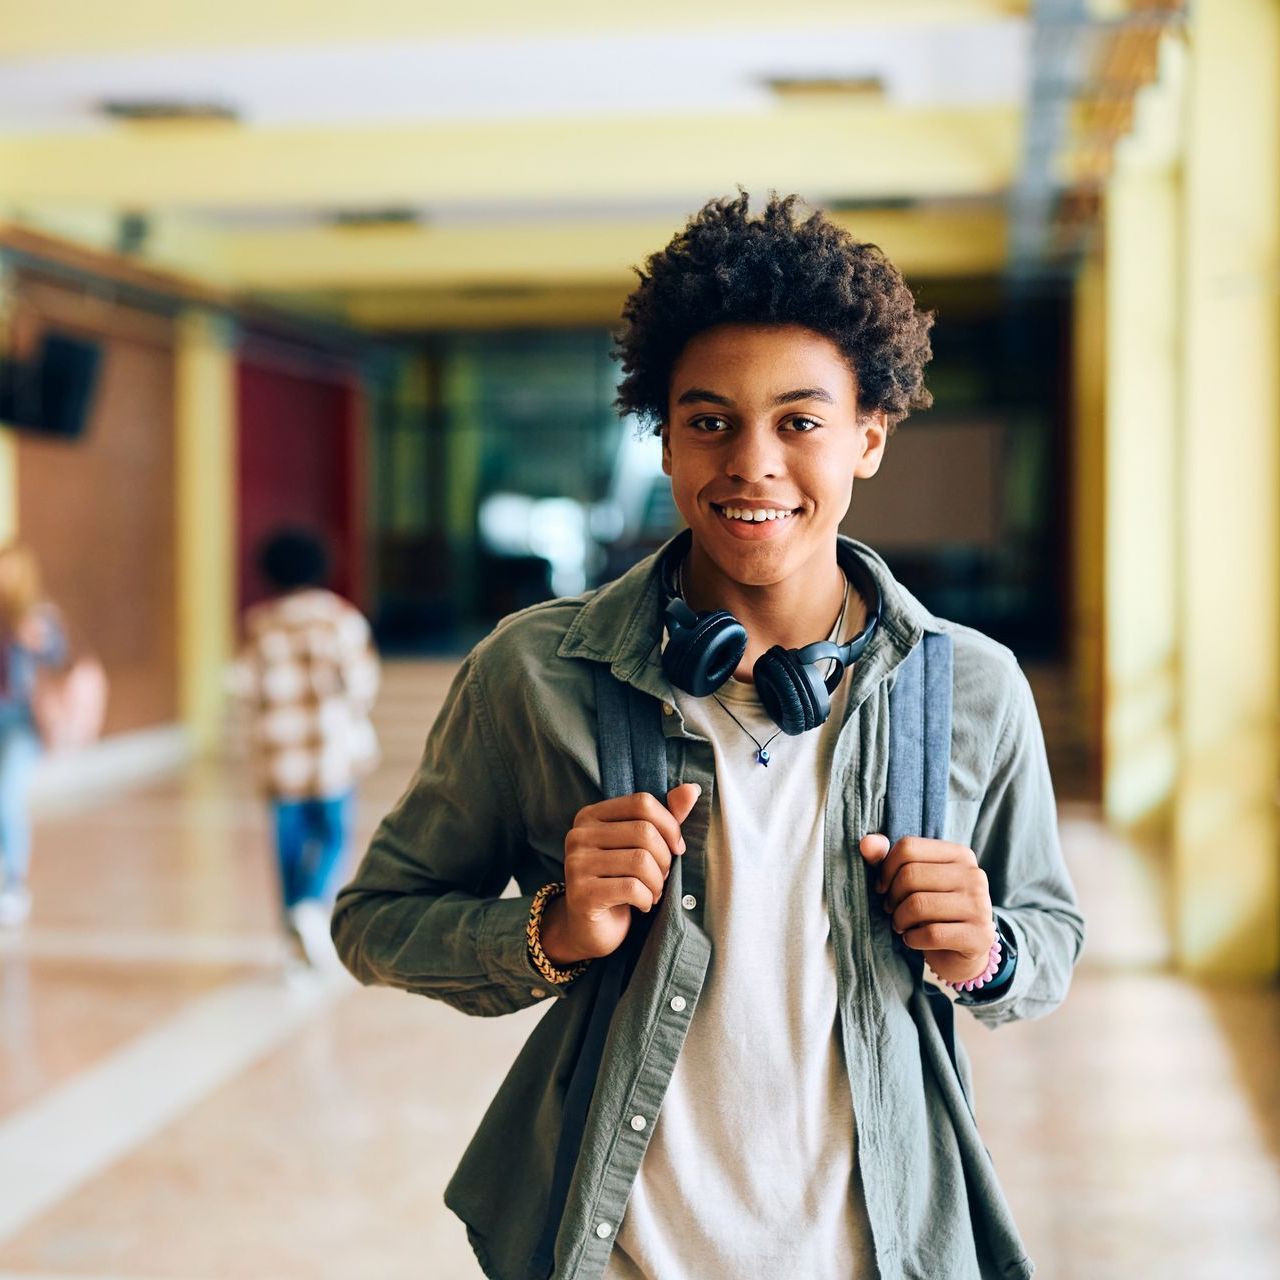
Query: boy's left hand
858,834,996,985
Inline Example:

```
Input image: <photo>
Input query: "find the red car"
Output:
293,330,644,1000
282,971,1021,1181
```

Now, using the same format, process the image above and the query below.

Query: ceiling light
98,99,240,124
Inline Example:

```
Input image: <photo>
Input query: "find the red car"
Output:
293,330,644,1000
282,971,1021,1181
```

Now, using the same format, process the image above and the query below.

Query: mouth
709,502,802,539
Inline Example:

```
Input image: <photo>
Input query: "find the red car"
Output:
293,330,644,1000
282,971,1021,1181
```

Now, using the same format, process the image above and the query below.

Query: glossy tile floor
1,661,1277,1279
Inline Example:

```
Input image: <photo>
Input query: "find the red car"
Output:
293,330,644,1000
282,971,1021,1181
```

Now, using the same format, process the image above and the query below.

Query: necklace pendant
757,748,771,766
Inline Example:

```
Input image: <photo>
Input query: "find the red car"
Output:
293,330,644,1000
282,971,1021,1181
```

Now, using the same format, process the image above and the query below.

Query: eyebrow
675,386,836,408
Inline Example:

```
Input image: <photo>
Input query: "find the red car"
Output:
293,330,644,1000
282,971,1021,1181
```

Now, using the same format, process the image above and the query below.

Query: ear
852,410,888,479
660,423,672,477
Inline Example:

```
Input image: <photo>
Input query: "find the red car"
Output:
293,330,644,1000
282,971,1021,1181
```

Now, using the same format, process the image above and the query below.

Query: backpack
32,653,109,751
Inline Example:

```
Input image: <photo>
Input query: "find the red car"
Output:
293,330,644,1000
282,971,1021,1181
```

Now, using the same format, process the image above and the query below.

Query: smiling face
661,323,887,592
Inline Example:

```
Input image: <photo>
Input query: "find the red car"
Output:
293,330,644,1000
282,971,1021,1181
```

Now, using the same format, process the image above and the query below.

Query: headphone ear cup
755,646,831,736
663,611,748,697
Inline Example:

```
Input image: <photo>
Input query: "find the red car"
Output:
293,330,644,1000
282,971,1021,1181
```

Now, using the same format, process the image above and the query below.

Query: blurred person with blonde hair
233,528,380,971
0,543,65,926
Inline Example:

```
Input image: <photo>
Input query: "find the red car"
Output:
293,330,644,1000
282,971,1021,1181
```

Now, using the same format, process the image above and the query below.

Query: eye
785,416,823,433
690,415,732,433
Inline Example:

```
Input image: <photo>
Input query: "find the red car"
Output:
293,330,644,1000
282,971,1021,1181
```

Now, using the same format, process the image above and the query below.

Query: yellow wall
1102,11,1280,977
0,433,16,543
1101,40,1182,833
174,309,236,754
1171,0,1280,977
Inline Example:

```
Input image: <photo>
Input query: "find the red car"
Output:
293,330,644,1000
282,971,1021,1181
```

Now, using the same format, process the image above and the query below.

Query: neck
681,539,867,682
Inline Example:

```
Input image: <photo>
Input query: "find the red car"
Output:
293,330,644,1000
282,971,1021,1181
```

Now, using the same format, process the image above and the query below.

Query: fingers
570,819,674,871
666,782,702,825
888,890,978,936
859,833,890,864
565,786,705,914
881,859,987,913
862,834,992,947
564,785,705,916
872,836,976,895
576,791,687,856
899,920,996,956
570,849,667,911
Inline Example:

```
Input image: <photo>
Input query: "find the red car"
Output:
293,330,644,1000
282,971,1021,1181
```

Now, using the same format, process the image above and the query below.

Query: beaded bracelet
945,935,1003,993
527,881,592,986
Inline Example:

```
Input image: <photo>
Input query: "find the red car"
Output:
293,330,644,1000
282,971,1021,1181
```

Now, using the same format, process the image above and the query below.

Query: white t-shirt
606,599,877,1280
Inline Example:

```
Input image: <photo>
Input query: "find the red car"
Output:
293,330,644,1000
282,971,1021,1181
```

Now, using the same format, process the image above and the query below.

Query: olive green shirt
332,536,1085,1280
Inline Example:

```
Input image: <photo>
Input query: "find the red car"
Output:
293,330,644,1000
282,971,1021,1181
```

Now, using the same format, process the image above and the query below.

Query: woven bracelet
527,882,592,985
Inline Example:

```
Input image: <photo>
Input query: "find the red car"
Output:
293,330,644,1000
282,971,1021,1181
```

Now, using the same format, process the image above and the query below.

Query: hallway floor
1,661,1277,1279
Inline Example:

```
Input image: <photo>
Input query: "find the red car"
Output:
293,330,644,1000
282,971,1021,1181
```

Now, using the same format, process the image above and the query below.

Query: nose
724,421,783,484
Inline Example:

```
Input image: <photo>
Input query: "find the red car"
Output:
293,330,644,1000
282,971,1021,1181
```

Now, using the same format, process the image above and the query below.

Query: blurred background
0,1,1277,1276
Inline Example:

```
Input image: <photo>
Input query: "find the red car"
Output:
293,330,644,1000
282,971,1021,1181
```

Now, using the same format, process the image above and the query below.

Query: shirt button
530,987,547,999
681,894,697,910
669,995,687,1012
596,1222,613,1239
662,702,674,716
629,1114,647,1131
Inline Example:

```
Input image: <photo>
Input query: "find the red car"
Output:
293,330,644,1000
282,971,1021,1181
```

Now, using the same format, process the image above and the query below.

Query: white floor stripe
0,971,353,1243
30,725,192,816
1,928,288,969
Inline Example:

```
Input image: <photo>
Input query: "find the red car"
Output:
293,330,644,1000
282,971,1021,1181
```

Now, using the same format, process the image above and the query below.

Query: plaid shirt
234,589,380,800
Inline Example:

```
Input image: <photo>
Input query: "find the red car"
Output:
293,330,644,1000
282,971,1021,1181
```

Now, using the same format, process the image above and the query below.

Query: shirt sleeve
23,605,68,667
956,662,1086,1029
330,654,568,1017
336,608,380,715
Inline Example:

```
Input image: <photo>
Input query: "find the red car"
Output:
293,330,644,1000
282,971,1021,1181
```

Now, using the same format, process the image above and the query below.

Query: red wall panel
236,356,360,614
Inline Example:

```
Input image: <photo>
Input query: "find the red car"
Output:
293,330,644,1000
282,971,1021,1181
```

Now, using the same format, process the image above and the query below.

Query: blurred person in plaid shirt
233,529,380,970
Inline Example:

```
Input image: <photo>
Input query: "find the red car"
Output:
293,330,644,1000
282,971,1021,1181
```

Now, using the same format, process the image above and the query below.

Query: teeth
719,506,793,522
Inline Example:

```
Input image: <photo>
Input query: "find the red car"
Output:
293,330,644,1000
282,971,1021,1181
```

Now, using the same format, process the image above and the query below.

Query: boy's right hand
541,783,702,965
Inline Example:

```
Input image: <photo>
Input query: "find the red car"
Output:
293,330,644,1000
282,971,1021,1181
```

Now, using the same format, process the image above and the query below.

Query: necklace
676,558,850,767
711,694,783,766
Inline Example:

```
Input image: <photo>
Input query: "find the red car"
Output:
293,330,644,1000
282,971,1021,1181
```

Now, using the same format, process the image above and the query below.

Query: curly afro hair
613,191,934,434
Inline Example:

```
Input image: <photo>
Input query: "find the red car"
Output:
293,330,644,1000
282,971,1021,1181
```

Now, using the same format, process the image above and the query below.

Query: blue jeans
270,790,355,911
0,722,40,889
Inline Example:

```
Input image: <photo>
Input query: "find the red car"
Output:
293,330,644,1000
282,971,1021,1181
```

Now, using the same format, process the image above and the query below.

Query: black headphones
658,532,882,737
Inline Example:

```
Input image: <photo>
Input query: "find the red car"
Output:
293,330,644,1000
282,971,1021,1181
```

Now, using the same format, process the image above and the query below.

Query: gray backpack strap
884,631,953,852
589,664,667,982
593,664,669,800
533,666,666,1277
884,632,960,1074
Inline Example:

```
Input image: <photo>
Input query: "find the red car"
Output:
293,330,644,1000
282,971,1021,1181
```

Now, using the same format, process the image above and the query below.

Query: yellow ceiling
0,1,1032,55
0,106,1018,208
250,206,1007,330
0,0,1047,328
224,207,1007,291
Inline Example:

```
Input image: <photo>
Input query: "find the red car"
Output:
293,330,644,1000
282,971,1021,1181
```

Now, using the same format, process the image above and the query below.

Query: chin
699,533,796,587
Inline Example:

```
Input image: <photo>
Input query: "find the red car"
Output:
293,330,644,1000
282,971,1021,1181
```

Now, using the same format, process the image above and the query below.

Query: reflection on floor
0,661,1277,1279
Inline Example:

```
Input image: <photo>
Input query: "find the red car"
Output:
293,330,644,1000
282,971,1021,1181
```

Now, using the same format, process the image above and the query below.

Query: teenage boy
332,192,1084,1280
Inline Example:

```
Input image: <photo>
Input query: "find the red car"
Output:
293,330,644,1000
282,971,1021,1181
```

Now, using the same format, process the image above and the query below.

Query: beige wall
13,277,179,734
